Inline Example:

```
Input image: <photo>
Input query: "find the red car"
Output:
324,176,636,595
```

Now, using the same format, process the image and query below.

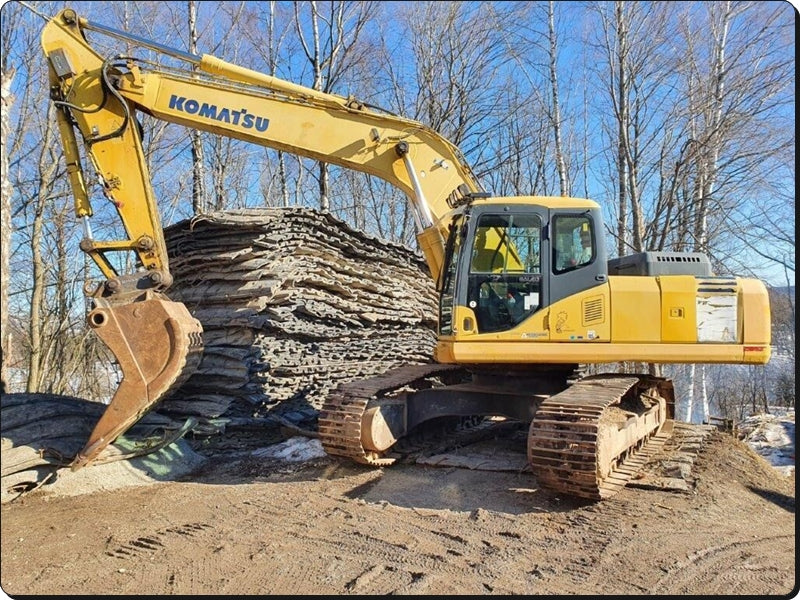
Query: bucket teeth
71,297,203,469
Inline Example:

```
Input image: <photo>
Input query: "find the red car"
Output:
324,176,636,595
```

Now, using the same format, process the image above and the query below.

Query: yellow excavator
41,8,771,499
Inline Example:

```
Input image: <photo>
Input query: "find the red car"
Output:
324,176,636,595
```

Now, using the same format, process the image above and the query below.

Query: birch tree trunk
684,364,695,423
547,1,569,196
189,0,207,215
614,1,629,256
687,2,734,424
0,66,14,392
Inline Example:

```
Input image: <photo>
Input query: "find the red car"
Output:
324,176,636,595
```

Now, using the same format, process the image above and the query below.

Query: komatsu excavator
41,8,771,499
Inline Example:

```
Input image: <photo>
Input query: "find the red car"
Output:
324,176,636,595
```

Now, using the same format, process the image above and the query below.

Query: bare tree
547,1,569,196
1,0,31,392
590,1,678,255
672,2,793,421
26,104,58,392
373,2,514,242
613,1,631,254
240,1,293,207
291,1,377,211
676,3,735,423
188,0,208,214
0,63,14,392
389,3,509,154
586,1,678,383
481,83,556,197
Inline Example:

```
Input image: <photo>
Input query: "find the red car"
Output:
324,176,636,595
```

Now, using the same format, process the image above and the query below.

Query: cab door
463,206,549,334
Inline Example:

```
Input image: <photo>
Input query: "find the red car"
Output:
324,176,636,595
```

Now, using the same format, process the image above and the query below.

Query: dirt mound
705,425,796,495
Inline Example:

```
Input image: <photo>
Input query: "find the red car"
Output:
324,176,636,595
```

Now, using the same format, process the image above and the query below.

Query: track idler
71,295,203,469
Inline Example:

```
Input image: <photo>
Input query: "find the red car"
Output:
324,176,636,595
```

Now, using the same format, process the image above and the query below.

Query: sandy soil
0,423,795,597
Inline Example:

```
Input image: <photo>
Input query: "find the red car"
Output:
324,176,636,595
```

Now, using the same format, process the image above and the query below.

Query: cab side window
553,216,594,274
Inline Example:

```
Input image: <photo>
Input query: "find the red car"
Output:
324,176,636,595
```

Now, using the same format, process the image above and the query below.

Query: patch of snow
251,436,327,462
737,409,795,476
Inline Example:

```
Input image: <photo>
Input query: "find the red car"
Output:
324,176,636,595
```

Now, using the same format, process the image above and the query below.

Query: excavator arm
42,9,482,280
40,8,481,467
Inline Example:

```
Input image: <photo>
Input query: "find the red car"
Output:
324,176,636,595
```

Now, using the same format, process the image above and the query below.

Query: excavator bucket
71,296,203,469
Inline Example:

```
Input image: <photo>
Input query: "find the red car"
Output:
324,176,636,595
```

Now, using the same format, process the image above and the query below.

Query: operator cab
439,201,608,335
